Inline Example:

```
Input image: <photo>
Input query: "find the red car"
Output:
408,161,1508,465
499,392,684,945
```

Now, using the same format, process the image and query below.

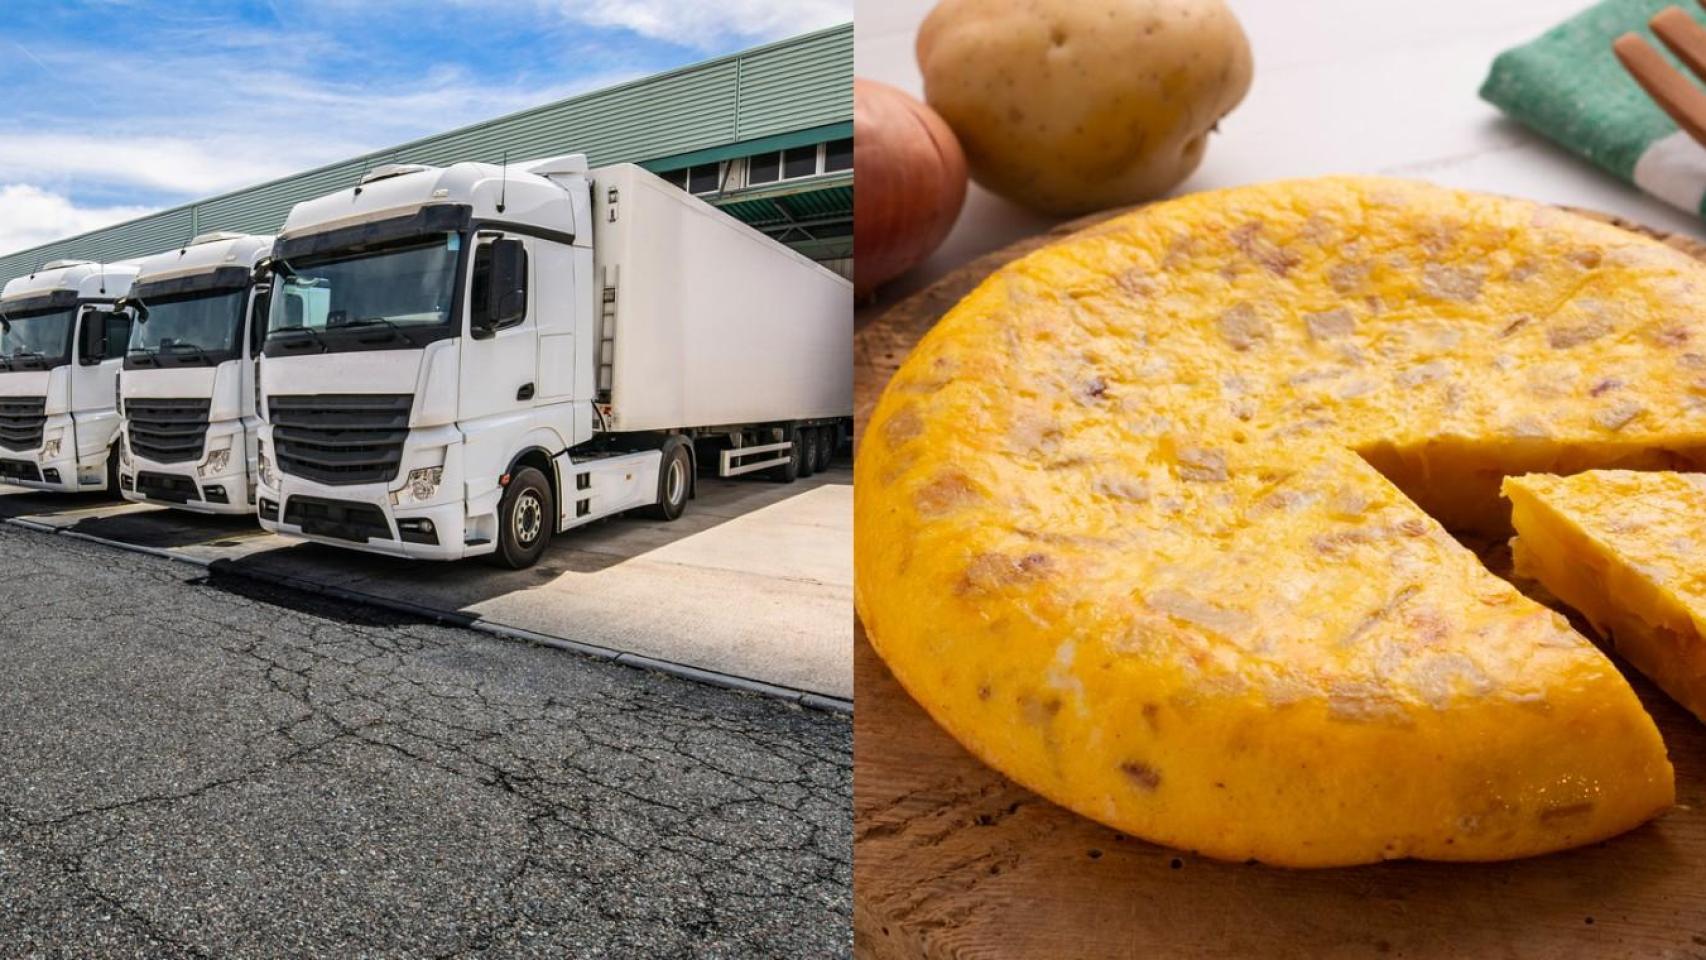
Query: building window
688,163,723,194
658,162,724,195
783,145,817,180
744,138,853,187
749,152,781,185
824,137,852,173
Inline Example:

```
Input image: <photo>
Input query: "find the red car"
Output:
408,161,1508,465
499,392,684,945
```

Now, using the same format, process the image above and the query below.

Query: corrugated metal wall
0,24,852,284
737,32,850,140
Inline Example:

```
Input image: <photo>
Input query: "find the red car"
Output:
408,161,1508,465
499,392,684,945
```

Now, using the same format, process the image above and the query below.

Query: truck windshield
264,237,459,354
0,307,76,371
127,288,245,368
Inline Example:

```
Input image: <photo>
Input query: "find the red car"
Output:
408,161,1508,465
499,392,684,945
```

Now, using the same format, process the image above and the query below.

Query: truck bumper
255,427,483,561
120,418,255,515
0,415,92,493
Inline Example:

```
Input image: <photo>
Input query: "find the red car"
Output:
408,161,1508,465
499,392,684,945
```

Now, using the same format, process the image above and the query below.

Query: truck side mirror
78,309,110,365
474,238,528,338
249,285,272,356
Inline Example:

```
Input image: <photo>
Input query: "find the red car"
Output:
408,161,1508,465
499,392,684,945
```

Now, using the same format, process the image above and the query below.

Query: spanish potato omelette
855,176,1706,867
1507,470,1706,725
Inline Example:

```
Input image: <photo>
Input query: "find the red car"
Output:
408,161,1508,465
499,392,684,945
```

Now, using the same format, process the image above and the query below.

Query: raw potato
917,0,1253,215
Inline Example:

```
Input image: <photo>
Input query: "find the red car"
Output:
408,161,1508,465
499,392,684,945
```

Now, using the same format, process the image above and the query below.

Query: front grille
0,458,41,483
135,470,199,503
269,394,412,486
126,397,211,463
0,397,46,452
282,495,393,543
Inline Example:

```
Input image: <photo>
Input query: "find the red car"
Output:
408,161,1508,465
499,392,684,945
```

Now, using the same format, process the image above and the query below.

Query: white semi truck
255,156,851,567
114,233,272,513
0,260,139,492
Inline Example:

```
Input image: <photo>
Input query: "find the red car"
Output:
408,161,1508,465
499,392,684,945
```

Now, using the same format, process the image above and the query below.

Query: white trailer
114,233,272,514
255,156,851,567
0,261,139,492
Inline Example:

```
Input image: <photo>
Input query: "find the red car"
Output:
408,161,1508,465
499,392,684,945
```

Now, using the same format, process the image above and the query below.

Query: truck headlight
198,447,231,477
40,437,60,460
258,441,276,488
120,434,131,467
391,466,443,506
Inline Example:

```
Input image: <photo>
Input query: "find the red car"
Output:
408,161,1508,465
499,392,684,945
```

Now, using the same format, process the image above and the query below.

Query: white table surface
856,0,1706,307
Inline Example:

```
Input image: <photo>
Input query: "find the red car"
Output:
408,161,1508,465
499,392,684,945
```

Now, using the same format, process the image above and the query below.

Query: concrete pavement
0,464,852,702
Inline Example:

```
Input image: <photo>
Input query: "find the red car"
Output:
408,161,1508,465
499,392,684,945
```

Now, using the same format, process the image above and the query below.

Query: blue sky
0,0,852,254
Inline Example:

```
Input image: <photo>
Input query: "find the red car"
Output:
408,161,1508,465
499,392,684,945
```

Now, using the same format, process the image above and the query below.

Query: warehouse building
0,24,852,286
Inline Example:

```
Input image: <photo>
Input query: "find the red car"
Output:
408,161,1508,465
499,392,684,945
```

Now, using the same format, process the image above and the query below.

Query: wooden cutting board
853,206,1706,960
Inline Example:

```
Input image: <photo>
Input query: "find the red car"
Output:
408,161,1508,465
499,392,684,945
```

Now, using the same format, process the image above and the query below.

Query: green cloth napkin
1482,0,1706,215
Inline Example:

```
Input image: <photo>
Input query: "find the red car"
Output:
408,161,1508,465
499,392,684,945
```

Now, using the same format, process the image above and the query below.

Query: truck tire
644,440,692,521
816,425,836,472
768,427,801,483
798,427,819,478
491,467,553,569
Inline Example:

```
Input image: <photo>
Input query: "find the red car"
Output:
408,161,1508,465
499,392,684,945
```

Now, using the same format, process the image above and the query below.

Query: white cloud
0,135,300,198
0,185,156,257
0,60,636,257
543,0,851,49
0,67,621,204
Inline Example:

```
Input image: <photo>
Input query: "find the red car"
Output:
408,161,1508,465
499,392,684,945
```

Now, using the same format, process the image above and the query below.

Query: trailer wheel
644,440,692,521
816,425,836,472
798,427,819,479
768,427,801,483
491,467,553,569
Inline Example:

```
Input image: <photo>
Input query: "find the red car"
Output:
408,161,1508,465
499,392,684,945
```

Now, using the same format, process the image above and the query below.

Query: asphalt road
0,524,851,959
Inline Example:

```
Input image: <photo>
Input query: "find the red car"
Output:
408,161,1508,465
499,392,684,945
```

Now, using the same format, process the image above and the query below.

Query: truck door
458,232,538,452
70,306,130,471
242,282,270,486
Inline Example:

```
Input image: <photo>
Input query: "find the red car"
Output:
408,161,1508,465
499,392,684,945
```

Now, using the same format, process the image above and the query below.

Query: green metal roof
721,176,854,260
721,176,853,228
0,24,852,284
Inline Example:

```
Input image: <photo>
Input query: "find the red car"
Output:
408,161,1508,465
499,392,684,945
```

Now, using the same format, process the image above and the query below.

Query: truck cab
255,155,850,568
0,260,139,492
115,233,271,513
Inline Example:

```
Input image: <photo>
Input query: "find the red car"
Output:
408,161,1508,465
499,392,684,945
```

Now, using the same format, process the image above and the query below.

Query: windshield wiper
160,342,214,366
267,325,328,352
334,316,421,347
9,350,46,370
126,347,161,367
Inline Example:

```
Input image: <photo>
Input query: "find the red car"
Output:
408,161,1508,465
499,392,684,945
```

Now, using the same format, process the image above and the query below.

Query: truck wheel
798,427,819,478
816,426,836,472
768,427,801,483
644,440,692,521
106,444,122,499
491,467,553,569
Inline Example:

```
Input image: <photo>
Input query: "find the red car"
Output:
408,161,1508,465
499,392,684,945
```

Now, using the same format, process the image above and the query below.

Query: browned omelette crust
856,177,1694,867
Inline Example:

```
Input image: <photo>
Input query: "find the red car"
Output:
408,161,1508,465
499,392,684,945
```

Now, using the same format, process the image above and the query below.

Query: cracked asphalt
0,524,851,959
